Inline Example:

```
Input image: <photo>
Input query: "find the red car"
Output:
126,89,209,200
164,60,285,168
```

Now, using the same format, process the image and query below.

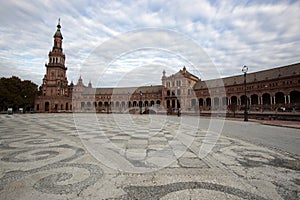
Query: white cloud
0,0,299,86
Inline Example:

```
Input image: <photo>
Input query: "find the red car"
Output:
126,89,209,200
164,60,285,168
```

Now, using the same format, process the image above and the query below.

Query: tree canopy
0,76,38,112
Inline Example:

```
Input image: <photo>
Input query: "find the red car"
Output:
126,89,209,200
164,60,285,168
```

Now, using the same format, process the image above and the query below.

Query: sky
0,0,299,87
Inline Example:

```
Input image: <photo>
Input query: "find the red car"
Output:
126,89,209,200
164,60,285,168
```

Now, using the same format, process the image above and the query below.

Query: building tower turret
35,19,72,113
42,19,68,97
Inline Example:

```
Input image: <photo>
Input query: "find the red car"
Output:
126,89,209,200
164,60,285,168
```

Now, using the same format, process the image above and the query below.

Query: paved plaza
0,113,299,199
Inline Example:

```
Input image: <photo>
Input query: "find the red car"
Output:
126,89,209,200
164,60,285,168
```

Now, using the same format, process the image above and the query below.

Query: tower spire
47,20,66,68
57,18,61,29
54,18,62,39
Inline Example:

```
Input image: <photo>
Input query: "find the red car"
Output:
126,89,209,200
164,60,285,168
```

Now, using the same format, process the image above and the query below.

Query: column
261,97,263,105
284,96,287,104
270,96,273,105
288,95,290,104
273,96,276,105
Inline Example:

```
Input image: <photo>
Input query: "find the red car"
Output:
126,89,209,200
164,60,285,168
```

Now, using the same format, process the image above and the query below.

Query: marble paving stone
178,157,210,168
0,114,299,200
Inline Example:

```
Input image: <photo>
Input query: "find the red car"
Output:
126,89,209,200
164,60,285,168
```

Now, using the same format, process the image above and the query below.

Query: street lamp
139,91,143,115
24,95,27,113
242,65,248,121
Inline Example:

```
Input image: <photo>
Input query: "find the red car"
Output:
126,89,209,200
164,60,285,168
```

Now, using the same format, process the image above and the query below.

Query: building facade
193,63,300,113
34,22,300,114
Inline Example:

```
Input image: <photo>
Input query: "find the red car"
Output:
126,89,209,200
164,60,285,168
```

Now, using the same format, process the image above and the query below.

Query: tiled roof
82,85,163,95
194,63,300,89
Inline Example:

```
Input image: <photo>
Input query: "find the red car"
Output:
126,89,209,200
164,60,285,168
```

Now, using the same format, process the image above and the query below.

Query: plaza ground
0,113,299,199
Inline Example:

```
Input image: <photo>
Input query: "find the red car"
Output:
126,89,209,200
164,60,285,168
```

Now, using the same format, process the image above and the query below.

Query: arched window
262,93,271,105
166,100,170,108
206,98,211,106
290,90,300,104
45,102,50,112
199,98,204,106
144,101,149,107
251,94,259,105
172,99,176,108
213,97,219,106
222,97,227,106
240,95,247,105
275,92,285,104
150,101,154,106
231,96,237,104
167,90,170,96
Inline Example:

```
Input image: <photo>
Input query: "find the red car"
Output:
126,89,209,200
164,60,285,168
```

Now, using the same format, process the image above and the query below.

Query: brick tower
35,19,72,112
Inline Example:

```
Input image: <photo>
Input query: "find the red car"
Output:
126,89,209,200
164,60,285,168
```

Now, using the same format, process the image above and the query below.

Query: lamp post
242,65,248,121
139,91,143,115
24,95,27,113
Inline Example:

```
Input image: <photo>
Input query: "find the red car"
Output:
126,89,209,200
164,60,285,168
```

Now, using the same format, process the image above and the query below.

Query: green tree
0,76,38,112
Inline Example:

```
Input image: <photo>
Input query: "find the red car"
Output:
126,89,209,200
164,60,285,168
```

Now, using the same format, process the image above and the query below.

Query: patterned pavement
0,113,299,199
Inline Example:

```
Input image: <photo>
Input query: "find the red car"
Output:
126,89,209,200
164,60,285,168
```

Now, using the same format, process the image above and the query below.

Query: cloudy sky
0,0,299,87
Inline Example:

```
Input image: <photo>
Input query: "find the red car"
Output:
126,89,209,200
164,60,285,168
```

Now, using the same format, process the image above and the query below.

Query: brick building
34,22,300,114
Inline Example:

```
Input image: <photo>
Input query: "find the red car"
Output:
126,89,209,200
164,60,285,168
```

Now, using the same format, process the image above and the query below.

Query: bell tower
42,19,68,97
35,19,72,113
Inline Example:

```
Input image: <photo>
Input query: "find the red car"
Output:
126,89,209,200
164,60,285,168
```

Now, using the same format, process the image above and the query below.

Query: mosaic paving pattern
0,114,299,199
74,114,207,172
0,114,104,196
